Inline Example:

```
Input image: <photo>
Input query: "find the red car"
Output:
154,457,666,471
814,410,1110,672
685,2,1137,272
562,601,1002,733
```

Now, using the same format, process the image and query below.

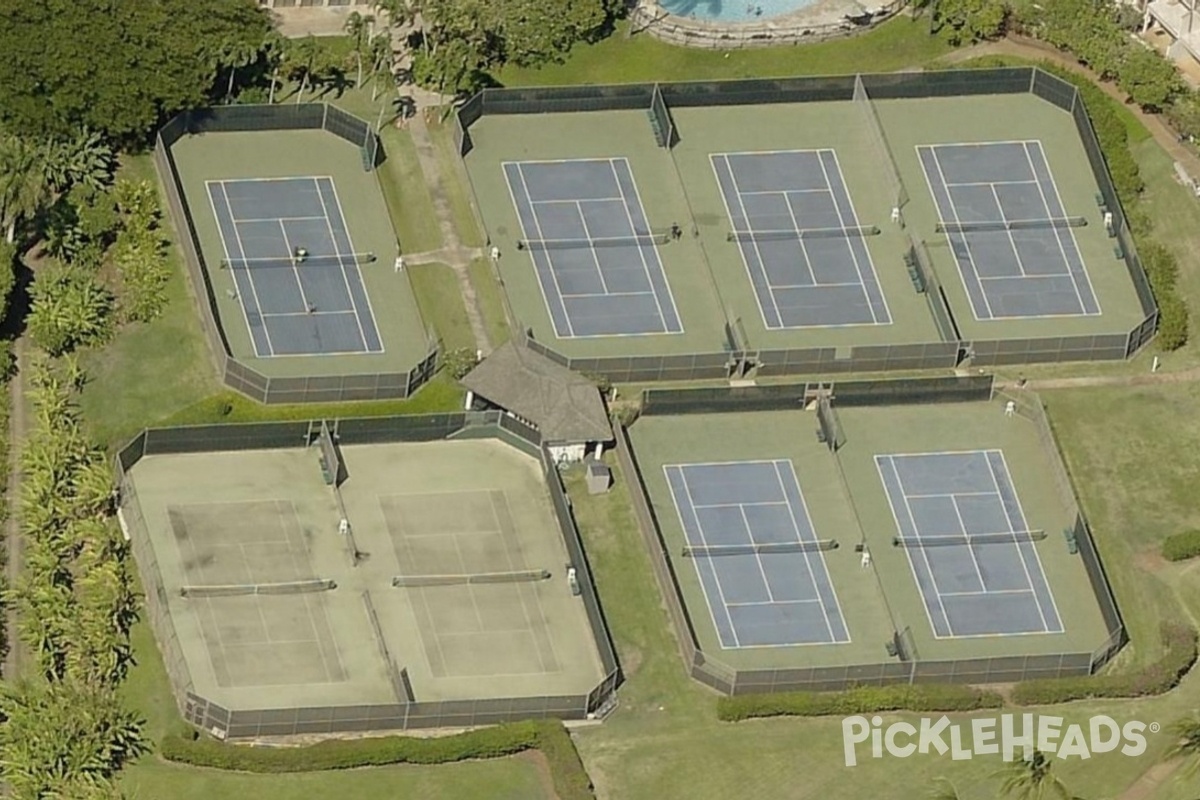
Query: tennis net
391,569,552,587
180,578,336,598
220,252,377,269
727,225,880,243
681,539,838,558
936,217,1087,234
893,530,1047,548
517,233,670,251
854,74,908,210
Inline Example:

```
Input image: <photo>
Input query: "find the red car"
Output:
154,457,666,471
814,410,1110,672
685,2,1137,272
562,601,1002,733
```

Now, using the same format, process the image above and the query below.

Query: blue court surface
875,450,1063,638
503,158,683,338
917,141,1101,321
711,149,891,330
664,460,850,648
206,176,383,358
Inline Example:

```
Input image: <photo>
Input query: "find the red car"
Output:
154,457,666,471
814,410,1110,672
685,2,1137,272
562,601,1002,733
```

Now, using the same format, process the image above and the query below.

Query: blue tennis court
917,140,1101,321
711,149,891,329
503,158,682,338
664,460,849,648
875,450,1063,638
206,176,383,357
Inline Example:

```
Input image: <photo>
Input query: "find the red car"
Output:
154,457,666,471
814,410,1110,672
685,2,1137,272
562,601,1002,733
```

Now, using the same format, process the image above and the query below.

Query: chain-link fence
119,411,618,736
618,375,1126,694
155,105,438,404
457,67,1160,383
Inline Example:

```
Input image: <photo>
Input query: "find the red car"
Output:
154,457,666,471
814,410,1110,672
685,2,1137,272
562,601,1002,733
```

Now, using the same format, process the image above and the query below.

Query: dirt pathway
3,337,28,680
405,108,493,356
941,35,1200,176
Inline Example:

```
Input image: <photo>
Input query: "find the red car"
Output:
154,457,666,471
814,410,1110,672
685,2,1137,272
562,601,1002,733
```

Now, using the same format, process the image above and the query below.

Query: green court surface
170,129,430,378
627,398,1110,672
128,438,605,712
463,91,1146,360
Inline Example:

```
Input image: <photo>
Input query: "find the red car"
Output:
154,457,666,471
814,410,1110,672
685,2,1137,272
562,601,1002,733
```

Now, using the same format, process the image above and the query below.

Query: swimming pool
659,0,819,22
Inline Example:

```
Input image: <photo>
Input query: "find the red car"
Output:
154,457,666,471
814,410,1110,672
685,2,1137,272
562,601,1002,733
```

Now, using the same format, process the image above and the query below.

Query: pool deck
632,0,905,48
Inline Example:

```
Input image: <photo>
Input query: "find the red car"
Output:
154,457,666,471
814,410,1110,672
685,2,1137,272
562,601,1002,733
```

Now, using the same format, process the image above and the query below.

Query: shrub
717,684,1003,721
26,262,114,356
534,721,594,800
161,721,543,772
1162,531,1200,562
160,718,594,798
1011,622,1197,705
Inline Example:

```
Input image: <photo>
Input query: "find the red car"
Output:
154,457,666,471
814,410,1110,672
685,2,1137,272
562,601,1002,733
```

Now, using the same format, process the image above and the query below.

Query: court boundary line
669,465,742,648
664,460,849,649
920,141,1102,322
616,157,685,334
710,153,780,329
987,449,1065,633
773,459,850,644
179,501,346,686
879,449,1065,640
825,149,893,325
206,180,275,358
1021,141,1102,316
712,148,892,331
312,178,372,351
876,454,953,637
208,175,384,358
322,176,388,352
918,145,996,321
383,488,563,677
506,162,575,338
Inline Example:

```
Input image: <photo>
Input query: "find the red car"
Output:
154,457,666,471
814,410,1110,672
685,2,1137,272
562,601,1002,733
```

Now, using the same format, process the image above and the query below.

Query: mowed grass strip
494,16,953,86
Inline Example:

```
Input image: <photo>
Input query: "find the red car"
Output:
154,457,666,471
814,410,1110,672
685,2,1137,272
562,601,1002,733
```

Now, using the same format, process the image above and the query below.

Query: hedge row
1162,531,1200,562
717,683,1003,721
956,55,1188,349
1011,622,1197,705
161,719,594,799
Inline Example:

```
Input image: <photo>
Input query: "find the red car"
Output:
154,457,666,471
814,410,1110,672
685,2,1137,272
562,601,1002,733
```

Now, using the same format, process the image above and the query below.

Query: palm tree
344,11,376,88
264,31,288,104
994,749,1079,800
283,36,328,105
220,36,262,100
369,33,395,102
0,136,50,243
1165,714,1200,773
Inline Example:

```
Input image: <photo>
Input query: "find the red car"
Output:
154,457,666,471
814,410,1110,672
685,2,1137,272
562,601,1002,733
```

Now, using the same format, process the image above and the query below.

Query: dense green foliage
1011,622,1197,704
162,718,594,798
26,263,114,356
0,0,273,143
111,181,172,323
0,360,144,798
929,0,1010,46
1017,0,1184,111
1162,530,1200,562
401,0,622,94
717,684,1003,721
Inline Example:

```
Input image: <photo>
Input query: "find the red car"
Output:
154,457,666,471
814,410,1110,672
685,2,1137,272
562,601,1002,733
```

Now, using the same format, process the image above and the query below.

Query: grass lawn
494,15,953,86
122,758,548,800
79,155,221,446
408,262,476,351
468,257,512,348
561,384,1200,799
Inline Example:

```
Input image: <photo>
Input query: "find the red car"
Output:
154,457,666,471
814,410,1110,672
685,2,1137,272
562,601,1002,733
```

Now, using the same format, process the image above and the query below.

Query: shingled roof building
461,342,613,464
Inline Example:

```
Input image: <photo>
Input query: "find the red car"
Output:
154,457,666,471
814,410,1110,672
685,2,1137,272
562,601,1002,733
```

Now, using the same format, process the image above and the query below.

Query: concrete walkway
404,103,494,355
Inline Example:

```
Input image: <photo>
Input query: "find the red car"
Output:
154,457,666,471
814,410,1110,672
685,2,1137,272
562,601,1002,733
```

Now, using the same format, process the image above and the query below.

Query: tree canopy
0,0,273,144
